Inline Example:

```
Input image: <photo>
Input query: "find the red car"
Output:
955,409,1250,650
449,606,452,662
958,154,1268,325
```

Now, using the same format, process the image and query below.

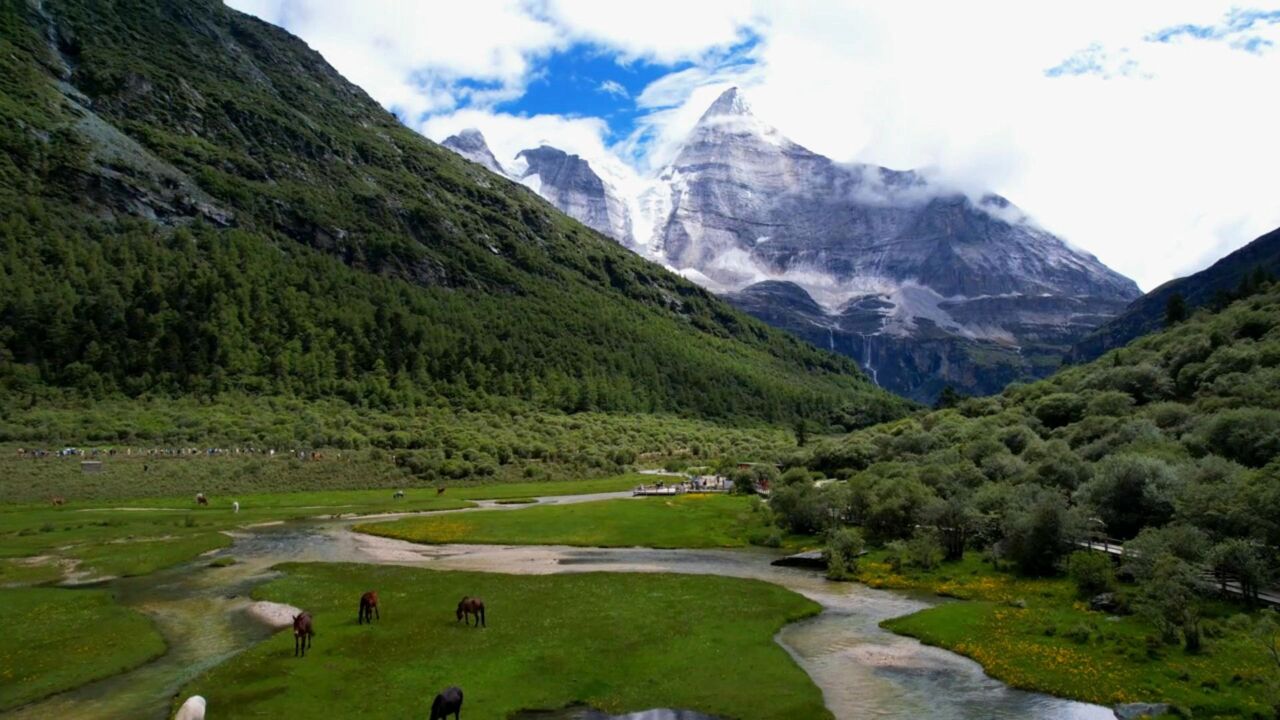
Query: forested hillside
1072,226,1280,362
795,280,1280,560
0,0,906,426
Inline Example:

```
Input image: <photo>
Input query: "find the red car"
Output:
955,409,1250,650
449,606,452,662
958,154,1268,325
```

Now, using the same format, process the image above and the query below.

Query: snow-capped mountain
441,90,1140,402
440,129,507,176
510,146,635,247
441,131,636,248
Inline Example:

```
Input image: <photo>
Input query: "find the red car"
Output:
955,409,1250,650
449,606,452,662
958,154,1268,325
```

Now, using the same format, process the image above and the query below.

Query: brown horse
50,496,65,507
430,686,463,720
195,493,208,506
437,487,446,496
358,591,380,624
292,612,314,656
456,597,485,627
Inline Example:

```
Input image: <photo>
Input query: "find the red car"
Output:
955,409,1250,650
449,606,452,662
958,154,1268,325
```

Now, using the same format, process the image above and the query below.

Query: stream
7,493,1115,720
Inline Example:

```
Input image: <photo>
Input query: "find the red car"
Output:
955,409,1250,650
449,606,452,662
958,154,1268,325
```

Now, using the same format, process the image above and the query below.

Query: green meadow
179,563,829,719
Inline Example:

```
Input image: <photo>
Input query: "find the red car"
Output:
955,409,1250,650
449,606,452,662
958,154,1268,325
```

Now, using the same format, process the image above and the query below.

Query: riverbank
859,552,1277,718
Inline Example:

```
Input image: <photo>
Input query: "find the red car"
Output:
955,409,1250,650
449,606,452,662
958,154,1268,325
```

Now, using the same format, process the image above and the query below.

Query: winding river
9,493,1115,719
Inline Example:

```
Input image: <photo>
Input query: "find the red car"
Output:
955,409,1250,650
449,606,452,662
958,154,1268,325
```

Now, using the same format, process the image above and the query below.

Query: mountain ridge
1071,225,1280,362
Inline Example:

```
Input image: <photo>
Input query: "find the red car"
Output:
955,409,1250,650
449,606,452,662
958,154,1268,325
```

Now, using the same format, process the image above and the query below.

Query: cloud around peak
229,0,1280,292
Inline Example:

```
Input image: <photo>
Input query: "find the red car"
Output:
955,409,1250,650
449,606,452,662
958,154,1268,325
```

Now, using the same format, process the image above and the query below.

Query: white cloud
597,80,629,98
538,0,761,64
227,0,563,119
228,0,1280,291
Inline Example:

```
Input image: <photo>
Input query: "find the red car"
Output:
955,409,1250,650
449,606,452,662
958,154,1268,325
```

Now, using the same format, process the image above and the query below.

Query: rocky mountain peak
698,86,753,121
512,146,634,246
441,128,506,176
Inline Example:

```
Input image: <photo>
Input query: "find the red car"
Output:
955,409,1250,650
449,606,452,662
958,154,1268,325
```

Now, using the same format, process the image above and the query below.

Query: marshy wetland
2,485,1112,719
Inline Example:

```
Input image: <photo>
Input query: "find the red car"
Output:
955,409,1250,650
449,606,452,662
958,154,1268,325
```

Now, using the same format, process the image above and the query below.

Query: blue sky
493,45,681,139
228,0,1280,291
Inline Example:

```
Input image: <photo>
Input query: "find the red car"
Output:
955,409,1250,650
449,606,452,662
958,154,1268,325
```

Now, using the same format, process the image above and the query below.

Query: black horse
292,612,314,657
430,686,463,720
456,597,485,627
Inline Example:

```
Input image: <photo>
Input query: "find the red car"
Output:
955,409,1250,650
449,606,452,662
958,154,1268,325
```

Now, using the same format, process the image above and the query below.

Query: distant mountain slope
1072,226,1280,362
0,0,908,424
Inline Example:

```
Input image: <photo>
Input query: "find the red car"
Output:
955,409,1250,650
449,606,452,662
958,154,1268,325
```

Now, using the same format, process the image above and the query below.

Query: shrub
904,530,944,571
1034,393,1086,429
1067,551,1115,597
1086,391,1134,418
1201,408,1280,468
1064,623,1092,644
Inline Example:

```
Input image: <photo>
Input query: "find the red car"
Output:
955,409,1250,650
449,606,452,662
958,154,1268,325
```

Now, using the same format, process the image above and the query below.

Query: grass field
862,553,1278,718
360,494,796,549
0,587,166,711
179,562,829,719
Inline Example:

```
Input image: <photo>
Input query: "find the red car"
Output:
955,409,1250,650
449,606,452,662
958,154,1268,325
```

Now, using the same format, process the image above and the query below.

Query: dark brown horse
430,686,463,720
437,487,446,496
358,591,380,624
456,597,485,627
292,612,314,656
195,493,208,506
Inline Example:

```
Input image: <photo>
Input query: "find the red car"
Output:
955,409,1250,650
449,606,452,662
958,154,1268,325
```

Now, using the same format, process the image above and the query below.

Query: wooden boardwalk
1075,539,1280,607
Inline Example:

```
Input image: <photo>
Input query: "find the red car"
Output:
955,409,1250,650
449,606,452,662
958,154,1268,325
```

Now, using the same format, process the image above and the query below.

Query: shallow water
9,495,1115,720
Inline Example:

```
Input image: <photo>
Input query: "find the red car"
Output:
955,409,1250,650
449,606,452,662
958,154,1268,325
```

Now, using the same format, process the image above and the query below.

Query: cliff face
511,146,634,246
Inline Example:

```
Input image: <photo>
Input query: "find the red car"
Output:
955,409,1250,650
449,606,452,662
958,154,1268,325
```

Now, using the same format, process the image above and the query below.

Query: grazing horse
50,496,65,507
430,686,463,720
232,501,239,514
456,597,485,627
437,487,446,496
358,591,380,624
174,695,206,720
393,490,405,499
195,493,208,506
293,612,314,656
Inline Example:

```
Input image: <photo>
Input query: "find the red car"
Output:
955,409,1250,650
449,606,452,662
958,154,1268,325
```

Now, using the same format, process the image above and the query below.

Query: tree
1000,490,1079,576
825,527,864,580
923,495,976,561
849,473,935,544
1122,524,1210,584
1164,292,1188,326
1077,455,1179,539
1134,553,1205,652
794,419,810,447
1207,539,1270,604
934,385,965,410
770,482,826,534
